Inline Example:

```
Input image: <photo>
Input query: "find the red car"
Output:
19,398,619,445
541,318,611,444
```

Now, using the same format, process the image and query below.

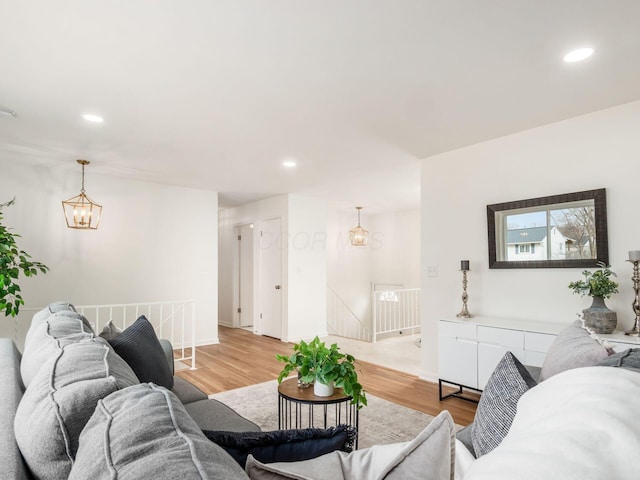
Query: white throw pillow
454,439,475,480
245,410,456,480
464,366,640,480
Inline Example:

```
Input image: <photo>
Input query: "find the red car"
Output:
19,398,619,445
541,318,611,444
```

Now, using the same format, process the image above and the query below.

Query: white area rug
210,380,447,449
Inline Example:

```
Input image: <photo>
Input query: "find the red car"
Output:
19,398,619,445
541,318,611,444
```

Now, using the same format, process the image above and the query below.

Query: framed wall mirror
487,189,608,269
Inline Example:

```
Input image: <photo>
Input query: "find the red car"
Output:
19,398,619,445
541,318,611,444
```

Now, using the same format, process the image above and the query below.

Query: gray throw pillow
70,383,248,480
538,319,611,381
597,348,640,370
455,424,475,458
24,301,78,333
471,352,537,457
14,337,139,480
21,304,94,387
22,301,83,348
245,410,455,480
98,320,122,340
108,315,174,389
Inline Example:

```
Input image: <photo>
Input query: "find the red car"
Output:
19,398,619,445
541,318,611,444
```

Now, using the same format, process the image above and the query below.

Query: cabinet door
524,332,556,353
524,332,556,367
478,343,509,388
439,335,478,388
439,320,476,340
477,326,524,389
607,341,635,353
523,351,546,367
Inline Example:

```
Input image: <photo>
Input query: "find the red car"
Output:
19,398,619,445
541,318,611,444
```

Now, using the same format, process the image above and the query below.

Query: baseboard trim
284,330,329,343
195,337,219,347
170,337,220,349
418,370,438,384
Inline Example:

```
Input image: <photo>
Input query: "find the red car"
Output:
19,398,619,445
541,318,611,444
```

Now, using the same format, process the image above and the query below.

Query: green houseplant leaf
568,262,619,299
0,199,49,317
276,336,367,408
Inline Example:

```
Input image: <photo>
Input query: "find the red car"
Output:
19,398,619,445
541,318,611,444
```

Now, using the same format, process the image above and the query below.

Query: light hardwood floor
175,326,477,426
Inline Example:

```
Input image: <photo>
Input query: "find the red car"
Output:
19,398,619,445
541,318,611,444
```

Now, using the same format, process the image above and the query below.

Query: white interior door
260,218,283,339
237,224,254,328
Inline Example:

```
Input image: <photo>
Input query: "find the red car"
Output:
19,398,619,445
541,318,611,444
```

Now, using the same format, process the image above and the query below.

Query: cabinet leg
438,379,480,403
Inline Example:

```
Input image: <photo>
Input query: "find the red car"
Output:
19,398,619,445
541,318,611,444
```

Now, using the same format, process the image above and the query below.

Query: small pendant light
62,160,102,230
349,207,368,246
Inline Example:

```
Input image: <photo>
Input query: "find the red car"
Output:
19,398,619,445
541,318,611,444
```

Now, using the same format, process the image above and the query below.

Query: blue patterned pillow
203,425,356,467
471,352,537,456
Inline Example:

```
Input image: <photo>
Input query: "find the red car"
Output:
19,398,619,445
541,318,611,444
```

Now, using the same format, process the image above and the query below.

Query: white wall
287,194,328,341
218,194,329,342
326,209,373,325
0,161,219,345
218,195,288,330
326,208,421,329
421,100,640,381
371,209,421,288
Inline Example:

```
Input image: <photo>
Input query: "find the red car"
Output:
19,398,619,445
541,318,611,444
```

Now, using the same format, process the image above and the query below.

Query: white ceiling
1,1,639,212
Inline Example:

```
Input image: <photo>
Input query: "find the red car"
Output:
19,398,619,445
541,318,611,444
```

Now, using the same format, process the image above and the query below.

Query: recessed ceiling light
82,113,104,123
564,47,594,63
0,107,17,118
282,160,297,168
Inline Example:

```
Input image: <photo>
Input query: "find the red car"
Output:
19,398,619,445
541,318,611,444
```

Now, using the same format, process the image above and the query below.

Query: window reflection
487,189,607,269
502,202,596,262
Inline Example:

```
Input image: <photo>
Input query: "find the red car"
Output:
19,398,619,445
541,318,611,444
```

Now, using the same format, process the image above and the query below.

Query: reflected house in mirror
487,189,608,269
508,226,564,260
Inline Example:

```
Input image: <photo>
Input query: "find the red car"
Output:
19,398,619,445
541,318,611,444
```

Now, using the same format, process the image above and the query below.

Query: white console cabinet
438,317,562,400
599,331,640,352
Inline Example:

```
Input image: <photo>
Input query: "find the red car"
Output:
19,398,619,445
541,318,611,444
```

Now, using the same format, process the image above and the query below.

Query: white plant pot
314,380,334,397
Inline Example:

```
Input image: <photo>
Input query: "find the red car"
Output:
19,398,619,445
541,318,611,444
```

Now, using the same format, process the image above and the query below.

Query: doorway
260,217,283,339
234,224,254,328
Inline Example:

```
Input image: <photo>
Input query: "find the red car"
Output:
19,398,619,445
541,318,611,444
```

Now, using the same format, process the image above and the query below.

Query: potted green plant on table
568,262,619,334
276,336,367,408
0,199,49,317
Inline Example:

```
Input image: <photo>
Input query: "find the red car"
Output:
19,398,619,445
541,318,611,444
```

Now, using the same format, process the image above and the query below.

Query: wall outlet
427,265,439,277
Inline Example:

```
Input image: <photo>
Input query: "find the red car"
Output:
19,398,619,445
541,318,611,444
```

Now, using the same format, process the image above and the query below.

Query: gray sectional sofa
161,346,261,433
1,302,259,479
4,303,640,480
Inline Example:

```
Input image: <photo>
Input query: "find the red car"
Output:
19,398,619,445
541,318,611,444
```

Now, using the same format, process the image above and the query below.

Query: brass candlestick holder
456,269,473,318
626,259,640,337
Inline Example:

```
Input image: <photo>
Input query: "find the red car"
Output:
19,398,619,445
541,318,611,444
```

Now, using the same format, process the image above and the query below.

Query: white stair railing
10,300,196,370
327,286,372,342
372,287,421,342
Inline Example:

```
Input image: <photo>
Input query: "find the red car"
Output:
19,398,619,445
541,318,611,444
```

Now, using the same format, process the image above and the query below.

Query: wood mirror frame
487,188,609,269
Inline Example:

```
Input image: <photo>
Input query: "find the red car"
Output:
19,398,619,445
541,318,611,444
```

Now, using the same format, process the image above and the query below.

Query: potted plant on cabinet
0,199,49,317
276,336,367,408
568,262,619,334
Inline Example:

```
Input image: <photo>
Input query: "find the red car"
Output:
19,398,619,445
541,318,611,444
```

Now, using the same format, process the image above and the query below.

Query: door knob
275,285,281,290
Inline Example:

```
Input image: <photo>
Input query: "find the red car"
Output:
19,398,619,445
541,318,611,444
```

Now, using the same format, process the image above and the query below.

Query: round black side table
277,377,359,448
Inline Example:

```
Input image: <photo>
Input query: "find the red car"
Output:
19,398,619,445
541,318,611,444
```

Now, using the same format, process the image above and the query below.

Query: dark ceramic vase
583,296,617,334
